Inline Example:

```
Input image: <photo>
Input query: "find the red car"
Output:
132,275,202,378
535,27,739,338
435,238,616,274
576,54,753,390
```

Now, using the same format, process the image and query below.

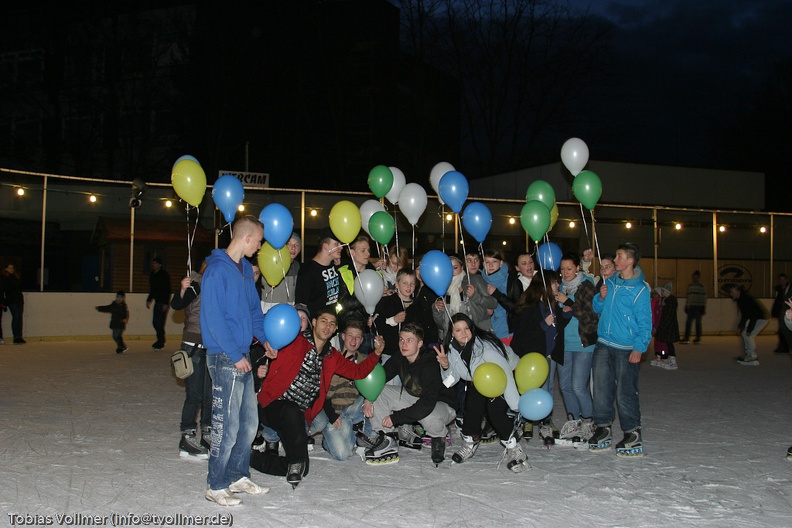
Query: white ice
1,337,791,528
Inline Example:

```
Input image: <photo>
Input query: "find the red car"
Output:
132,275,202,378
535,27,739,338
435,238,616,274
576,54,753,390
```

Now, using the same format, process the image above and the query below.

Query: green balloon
573,170,602,210
520,200,551,241
367,165,394,199
368,210,395,245
355,362,386,401
525,180,556,212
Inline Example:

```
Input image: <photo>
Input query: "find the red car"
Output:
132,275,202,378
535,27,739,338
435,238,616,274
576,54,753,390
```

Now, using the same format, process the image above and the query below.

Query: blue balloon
438,171,469,214
259,203,294,249
263,303,301,350
212,174,245,223
518,388,553,421
537,242,562,271
172,154,200,169
420,250,454,298
462,202,492,243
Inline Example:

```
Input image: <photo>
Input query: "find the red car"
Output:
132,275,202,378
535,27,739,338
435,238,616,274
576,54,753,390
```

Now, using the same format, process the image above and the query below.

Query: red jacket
257,334,380,423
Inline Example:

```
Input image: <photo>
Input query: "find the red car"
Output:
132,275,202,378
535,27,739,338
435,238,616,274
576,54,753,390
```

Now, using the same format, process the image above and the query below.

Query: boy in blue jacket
589,242,651,457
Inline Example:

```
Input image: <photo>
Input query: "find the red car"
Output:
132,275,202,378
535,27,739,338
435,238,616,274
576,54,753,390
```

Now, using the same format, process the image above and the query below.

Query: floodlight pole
39,176,47,291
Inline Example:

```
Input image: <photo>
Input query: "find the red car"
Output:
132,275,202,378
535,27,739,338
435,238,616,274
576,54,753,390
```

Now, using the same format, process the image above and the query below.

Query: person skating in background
679,270,707,345
95,290,129,354
771,273,792,353
589,243,651,458
726,284,769,366
146,257,172,351
650,282,680,370
170,260,213,460
1,263,25,344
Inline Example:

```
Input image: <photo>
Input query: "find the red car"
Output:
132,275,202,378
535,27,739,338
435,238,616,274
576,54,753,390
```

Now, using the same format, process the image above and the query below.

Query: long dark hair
442,312,508,360
515,269,558,313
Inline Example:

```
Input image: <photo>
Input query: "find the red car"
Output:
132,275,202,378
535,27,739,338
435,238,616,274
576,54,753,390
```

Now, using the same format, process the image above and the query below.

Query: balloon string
185,202,193,277
440,204,446,253
277,248,290,301
536,268,556,327
411,225,415,270
579,202,590,240
478,243,485,273
458,215,469,285
591,210,602,268
393,208,400,259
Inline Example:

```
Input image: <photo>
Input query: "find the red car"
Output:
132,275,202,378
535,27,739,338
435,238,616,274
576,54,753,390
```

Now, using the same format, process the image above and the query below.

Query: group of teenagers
172,215,653,507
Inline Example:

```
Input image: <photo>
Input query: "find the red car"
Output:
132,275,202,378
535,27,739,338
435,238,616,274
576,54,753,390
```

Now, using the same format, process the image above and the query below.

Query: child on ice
96,290,129,353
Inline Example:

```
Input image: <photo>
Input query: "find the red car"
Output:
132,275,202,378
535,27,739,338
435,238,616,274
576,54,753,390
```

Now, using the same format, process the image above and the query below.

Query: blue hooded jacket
200,248,267,363
592,265,652,353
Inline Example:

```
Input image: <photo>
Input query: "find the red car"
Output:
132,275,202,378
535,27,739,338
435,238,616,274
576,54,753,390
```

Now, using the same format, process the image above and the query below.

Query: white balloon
560,138,589,176
398,183,428,226
385,166,406,205
429,162,455,205
359,199,386,236
354,269,385,315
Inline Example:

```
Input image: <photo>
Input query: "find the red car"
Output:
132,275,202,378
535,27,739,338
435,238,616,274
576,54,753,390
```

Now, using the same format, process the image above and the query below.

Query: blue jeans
541,356,558,401
180,344,212,432
557,351,593,419
591,343,641,433
740,320,768,358
206,353,257,490
112,328,126,350
308,396,370,460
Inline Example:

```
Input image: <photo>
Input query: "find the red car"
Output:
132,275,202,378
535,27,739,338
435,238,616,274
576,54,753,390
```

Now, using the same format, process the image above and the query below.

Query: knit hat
293,303,310,319
116,290,126,298
448,252,464,267
662,282,673,294
289,232,302,246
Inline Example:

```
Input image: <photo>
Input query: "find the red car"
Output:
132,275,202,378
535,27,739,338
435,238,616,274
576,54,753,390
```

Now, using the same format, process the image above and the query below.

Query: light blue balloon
420,250,454,298
263,303,301,350
212,174,245,223
462,201,492,243
173,154,200,169
537,242,562,271
259,203,294,249
518,388,553,421
438,170,469,214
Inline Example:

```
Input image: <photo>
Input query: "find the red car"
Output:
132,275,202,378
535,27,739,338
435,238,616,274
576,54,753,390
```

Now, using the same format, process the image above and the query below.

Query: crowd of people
164,216,676,507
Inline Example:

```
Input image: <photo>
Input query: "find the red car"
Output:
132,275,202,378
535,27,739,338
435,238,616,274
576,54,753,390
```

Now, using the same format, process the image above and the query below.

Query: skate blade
365,454,399,465
616,447,644,458
480,436,500,445
555,438,583,447
588,440,613,452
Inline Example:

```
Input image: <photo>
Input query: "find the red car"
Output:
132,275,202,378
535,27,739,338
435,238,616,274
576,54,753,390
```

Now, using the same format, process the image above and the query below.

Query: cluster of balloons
562,137,602,210
171,155,207,207
367,165,428,227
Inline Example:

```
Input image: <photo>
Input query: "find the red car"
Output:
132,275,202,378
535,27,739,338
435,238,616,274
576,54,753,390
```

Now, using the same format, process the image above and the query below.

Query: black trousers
255,399,310,476
460,381,514,440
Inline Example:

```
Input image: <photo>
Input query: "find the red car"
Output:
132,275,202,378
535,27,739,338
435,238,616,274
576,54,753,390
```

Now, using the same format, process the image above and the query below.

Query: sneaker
396,424,423,450
588,425,613,452
451,434,481,464
229,476,269,495
557,414,583,446
201,427,212,451
615,429,644,457
660,357,678,370
501,436,530,473
650,356,667,367
737,356,759,366
363,431,399,465
179,430,209,460
287,461,306,488
205,488,241,506
430,436,446,466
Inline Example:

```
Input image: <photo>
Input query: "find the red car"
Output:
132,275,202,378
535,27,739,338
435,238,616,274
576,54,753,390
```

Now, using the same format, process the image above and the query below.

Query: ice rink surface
2,336,791,528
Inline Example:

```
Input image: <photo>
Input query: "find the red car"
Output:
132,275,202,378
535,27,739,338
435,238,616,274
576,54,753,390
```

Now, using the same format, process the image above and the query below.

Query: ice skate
787,445,792,461
286,461,306,489
660,356,678,370
556,414,583,447
500,436,530,473
179,429,208,460
430,436,446,467
588,425,613,452
451,434,480,464
736,355,759,366
359,431,399,465
200,427,211,451
539,418,558,448
395,424,423,451
480,420,499,445
615,429,644,458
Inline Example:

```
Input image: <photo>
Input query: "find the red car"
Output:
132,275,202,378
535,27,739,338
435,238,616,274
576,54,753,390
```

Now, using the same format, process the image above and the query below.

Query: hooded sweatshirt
592,265,652,353
200,249,267,363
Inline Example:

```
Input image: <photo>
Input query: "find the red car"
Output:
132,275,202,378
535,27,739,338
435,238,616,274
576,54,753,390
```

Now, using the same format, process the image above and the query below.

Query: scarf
562,271,585,297
452,337,475,375
446,272,465,315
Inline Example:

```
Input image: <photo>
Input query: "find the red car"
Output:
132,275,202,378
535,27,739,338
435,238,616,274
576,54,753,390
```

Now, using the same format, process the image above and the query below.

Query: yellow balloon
514,352,549,394
257,242,292,287
549,203,559,231
172,159,207,206
472,362,508,398
329,200,362,244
